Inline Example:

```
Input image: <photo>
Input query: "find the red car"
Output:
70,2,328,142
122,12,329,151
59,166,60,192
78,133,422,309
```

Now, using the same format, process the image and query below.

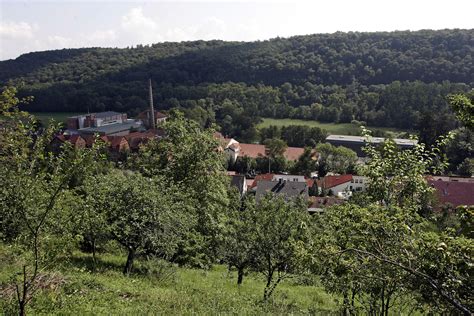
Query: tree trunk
91,238,97,272
237,266,244,286
19,301,26,316
123,247,135,275
263,270,274,301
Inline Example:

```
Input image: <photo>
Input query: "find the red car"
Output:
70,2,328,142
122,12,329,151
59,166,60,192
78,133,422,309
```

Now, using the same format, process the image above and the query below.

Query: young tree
0,86,105,315
252,195,312,300
315,128,472,315
222,194,258,285
85,171,189,275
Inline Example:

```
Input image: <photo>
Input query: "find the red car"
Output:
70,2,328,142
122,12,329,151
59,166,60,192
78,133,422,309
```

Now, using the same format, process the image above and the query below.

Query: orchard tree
85,171,190,275
0,86,105,315
359,127,453,211
252,195,312,300
133,111,229,267
222,193,258,285
315,128,472,315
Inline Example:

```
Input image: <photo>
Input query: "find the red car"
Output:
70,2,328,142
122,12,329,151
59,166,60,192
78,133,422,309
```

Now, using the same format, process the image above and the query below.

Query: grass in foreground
258,118,408,136
0,247,338,315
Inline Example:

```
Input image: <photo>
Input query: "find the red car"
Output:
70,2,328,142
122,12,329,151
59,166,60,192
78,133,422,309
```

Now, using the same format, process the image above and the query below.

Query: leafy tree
315,128,472,314
86,171,188,275
292,147,317,176
263,138,287,159
252,195,312,300
0,86,104,315
360,128,453,211
222,194,258,285
449,93,474,130
134,111,230,266
316,143,358,176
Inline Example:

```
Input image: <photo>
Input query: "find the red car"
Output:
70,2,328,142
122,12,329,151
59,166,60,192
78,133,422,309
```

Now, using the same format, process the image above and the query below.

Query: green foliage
134,111,230,267
81,171,189,275
263,138,287,158
0,86,107,314
449,93,474,130
315,128,473,314
221,194,258,285
292,147,318,177
251,195,313,300
315,143,358,176
360,127,453,211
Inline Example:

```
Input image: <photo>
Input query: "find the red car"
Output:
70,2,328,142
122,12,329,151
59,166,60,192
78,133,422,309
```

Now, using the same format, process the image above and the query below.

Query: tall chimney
148,78,156,130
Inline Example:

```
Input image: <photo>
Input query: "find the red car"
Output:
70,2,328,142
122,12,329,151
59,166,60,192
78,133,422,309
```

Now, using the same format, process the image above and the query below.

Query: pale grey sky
1,0,473,60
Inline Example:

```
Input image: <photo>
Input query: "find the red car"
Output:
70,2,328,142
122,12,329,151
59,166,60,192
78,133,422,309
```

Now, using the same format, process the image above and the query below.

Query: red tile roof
322,174,353,189
284,147,305,161
236,143,305,161
238,143,266,158
54,135,86,148
428,179,474,207
107,136,129,150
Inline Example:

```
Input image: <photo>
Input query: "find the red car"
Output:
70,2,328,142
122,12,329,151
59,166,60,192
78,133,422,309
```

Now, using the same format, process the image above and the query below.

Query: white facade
327,176,367,198
349,175,367,192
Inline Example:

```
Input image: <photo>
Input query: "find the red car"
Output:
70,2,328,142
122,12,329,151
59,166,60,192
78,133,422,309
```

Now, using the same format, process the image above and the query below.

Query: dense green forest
1,29,473,141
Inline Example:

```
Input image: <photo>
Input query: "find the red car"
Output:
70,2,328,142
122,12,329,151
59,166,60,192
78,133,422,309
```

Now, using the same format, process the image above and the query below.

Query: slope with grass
0,247,338,315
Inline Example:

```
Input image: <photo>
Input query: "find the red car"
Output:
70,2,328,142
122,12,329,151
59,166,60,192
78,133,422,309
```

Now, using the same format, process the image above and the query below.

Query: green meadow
258,118,408,136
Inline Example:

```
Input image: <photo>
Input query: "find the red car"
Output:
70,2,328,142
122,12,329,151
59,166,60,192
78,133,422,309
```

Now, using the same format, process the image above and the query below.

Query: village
52,102,474,214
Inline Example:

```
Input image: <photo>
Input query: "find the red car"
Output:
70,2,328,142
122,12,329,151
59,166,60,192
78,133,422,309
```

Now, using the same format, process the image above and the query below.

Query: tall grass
0,247,339,315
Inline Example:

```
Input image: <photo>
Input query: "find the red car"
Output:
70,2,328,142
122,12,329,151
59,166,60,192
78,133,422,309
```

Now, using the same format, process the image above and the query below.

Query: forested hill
1,29,473,138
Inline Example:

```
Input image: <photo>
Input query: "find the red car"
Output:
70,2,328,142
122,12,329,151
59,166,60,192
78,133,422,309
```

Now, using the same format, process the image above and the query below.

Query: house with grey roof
255,178,308,201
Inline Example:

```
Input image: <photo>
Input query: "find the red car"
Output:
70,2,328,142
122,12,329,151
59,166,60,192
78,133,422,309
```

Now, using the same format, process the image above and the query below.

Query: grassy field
258,118,408,136
0,246,338,315
30,112,83,126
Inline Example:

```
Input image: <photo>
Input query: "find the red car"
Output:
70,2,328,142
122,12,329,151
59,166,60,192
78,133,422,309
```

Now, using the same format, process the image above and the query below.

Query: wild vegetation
1,86,472,315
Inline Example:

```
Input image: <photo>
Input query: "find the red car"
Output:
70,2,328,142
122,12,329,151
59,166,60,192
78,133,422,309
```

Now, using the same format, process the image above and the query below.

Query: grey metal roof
78,121,140,135
326,134,417,146
69,111,122,119
94,111,123,118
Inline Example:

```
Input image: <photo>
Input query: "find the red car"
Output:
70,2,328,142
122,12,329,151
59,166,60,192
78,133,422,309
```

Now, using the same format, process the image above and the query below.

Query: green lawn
31,112,83,126
258,118,408,136
1,246,338,315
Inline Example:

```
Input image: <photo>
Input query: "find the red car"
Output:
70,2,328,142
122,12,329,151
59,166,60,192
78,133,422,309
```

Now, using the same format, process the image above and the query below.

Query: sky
1,0,473,61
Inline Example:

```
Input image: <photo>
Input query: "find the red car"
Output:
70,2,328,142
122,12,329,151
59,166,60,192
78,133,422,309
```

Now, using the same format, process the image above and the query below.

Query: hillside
1,29,473,139
0,247,337,315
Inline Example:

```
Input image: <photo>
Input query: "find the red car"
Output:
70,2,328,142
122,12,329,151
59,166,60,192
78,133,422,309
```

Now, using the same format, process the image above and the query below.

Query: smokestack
148,78,156,130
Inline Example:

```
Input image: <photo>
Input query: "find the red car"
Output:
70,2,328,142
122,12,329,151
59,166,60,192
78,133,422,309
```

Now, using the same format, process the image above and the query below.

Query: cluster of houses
52,109,167,153
228,172,370,213
229,171,474,213
53,107,473,213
